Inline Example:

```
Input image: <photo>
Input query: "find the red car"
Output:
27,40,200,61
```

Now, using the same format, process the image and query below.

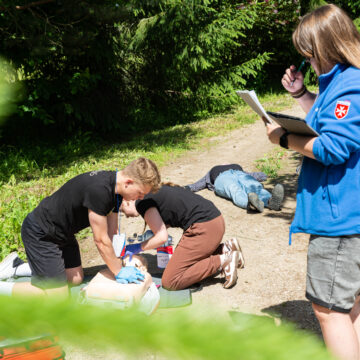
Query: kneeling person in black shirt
0,158,161,298
121,185,245,290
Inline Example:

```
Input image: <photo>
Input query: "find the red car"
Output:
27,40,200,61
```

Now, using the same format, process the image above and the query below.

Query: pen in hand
290,59,306,87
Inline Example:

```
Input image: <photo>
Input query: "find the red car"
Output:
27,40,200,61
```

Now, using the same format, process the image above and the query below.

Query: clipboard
236,89,318,136
267,111,319,136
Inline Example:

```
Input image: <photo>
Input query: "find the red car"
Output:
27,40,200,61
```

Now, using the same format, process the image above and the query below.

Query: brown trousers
162,215,225,290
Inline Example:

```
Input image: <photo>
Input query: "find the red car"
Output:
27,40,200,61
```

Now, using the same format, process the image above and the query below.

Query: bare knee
66,266,84,286
67,273,84,286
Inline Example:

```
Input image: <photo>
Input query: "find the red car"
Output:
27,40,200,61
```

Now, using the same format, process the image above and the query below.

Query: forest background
0,0,360,257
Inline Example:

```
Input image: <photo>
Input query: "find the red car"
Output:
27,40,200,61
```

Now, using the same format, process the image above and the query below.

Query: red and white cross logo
334,100,351,119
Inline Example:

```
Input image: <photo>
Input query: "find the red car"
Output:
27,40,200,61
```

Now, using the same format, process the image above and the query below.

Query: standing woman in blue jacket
264,5,360,360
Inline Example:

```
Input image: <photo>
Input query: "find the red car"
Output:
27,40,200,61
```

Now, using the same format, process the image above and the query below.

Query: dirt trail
79,103,321,340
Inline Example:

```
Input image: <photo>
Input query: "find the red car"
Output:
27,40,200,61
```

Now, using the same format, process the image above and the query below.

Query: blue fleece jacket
290,63,360,243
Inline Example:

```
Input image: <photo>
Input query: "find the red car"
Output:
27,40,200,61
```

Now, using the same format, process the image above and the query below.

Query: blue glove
124,243,143,261
115,266,145,284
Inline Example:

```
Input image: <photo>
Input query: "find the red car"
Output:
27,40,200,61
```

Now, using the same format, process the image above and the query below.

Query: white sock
0,281,15,296
14,263,32,277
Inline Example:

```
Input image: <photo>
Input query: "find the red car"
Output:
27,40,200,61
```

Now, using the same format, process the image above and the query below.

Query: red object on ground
0,334,65,360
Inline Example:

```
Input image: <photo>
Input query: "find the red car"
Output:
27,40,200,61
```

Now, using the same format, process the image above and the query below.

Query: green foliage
0,0,306,139
330,0,360,17
0,0,358,139
0,0,132,137
0,58,21,128
127,0,271,121
255,148,287,178
0,296,333,359
243,0,301,91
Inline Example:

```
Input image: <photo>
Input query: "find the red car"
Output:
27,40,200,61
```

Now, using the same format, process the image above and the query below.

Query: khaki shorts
306,234,360,313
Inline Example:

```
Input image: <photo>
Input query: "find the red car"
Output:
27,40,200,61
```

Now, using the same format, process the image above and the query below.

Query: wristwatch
279,131,290,149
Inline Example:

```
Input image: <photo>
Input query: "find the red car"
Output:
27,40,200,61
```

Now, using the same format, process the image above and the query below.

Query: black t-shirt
33,171,121,244
209,164,243,184
135,185,221,231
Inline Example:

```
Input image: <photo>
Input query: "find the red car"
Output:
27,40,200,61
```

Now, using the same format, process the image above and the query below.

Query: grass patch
255,148,287,178
0,91,301,258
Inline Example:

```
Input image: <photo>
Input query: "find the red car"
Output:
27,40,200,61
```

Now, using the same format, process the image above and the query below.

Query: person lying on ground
121,184,245,291
0,158,161,299
185,164,284,212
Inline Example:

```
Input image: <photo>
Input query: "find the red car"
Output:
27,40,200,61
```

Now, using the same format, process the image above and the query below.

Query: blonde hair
123,157,161,193
293,4,360,74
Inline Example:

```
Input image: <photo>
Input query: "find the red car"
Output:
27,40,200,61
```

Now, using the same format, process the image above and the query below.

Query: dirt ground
70,104,322,359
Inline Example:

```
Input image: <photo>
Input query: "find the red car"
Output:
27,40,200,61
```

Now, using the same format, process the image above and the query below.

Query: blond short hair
123,157,161,193
293,4,360,74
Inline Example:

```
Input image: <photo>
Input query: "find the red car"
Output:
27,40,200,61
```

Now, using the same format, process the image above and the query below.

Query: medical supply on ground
134,230,174,268
0,334,65,360
127,235,136,243
112,233,126,257
157,236,173,269
137,230,155,242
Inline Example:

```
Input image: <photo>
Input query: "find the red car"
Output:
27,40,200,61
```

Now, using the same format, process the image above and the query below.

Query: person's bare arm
140,207,168,250
266,123,317,159
295,91,317,114
88,209,122,276
107,212,118,239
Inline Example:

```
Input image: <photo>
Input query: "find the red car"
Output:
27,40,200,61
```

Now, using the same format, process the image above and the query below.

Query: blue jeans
214,170,271,209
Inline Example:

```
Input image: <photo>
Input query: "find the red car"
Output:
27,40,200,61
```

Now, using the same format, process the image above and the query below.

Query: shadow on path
262,300,322,338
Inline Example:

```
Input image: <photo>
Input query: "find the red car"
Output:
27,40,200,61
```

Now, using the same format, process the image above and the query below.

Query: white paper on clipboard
236,90,273,124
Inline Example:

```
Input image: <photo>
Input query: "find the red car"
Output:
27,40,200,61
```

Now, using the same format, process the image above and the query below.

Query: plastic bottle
112,233,126,257
157,235,173,269
136,230,174,268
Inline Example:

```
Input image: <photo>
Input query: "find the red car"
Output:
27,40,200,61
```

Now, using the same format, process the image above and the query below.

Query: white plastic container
157,235,173,269
112,233,126,257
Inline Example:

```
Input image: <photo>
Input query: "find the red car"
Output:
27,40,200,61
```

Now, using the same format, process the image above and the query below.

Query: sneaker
222,251,240,289
268,184,284,211
0,252,23,280
223,238,245,269
247,193,264,213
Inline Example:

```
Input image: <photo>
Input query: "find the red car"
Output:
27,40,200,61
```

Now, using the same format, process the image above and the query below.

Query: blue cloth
290,64,360,242
214,169,271,208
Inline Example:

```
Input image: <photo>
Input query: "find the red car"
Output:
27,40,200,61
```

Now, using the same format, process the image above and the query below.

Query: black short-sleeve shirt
209,164,243,184
135,185,221,230
33,171,121,244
